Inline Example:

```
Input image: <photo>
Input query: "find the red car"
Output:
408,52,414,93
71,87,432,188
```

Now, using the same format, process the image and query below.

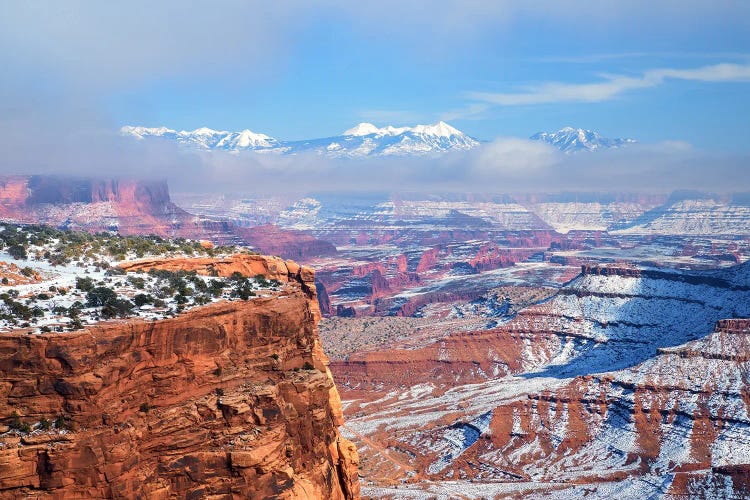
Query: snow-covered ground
0,224,277,333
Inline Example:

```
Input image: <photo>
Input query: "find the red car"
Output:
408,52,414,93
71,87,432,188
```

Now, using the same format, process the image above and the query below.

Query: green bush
8,411,30,433
133,293,154,307
7,244,27,260
86,286,118,307
54,415,68,430
76,277,95,292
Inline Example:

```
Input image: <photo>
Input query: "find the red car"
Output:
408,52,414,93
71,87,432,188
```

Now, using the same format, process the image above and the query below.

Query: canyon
3,176,750,497
326,262,750,498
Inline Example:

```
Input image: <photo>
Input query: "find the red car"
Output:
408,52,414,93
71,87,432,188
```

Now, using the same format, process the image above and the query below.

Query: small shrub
38,417,51,430
54,415,68,430
8,244,27,260
139,402,150,413
302,361,315,370
133,293,154,307
9,411,22,429
8,411,31,433
75,276,95,292
215,388,224,397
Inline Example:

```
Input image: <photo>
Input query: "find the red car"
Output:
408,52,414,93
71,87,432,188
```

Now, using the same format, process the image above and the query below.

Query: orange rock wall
0,256,359,499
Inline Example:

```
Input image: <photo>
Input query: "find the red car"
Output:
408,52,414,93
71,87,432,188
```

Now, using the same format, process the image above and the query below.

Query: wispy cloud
465,62,750,107
534,52,750,64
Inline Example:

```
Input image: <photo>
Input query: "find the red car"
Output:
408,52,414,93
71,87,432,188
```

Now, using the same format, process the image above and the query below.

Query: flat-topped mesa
714,318,750,333
581,264,643,278
581,264,745,289
119,253,312,285
0,254,359,499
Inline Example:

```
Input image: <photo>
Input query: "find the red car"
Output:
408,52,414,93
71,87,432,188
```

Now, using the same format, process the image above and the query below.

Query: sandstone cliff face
0,175,198,237
0,256,359,499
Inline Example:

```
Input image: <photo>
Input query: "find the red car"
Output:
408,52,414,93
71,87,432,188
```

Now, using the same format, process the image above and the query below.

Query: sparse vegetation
0,223,246,267
8,411,31,433
54,415,69,430
0,223,278,333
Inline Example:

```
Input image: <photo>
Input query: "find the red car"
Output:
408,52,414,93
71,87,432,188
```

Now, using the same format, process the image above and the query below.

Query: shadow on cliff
522,262,750,379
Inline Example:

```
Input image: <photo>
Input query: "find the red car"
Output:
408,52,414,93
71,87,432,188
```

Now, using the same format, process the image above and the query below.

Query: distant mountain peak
531,127,636,153
342,120,466,139
343,123,382,136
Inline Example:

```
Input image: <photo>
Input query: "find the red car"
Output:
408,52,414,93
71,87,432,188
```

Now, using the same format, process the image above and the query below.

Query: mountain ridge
531,126,636,152
121,121,480,158
123,123,638,156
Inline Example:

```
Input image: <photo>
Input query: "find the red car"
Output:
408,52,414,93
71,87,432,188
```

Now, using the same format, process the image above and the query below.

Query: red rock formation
0,177,30,217
235,225,337,262
469,244,536,273
316,281,333,317
0,262,42,286
0,256,359,499
351,263,387,279
332,327,560,396
415,248,440,273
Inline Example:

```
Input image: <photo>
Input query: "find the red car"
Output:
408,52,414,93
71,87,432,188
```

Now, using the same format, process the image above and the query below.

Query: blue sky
1,1,750,155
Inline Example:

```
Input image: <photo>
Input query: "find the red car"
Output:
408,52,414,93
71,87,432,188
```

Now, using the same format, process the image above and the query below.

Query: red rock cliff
0,256,359,499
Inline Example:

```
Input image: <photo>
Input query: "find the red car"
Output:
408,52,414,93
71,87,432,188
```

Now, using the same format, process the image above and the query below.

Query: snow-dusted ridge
120,126,279,151
121,121,480,158
530,126,636,153
342,121,464,138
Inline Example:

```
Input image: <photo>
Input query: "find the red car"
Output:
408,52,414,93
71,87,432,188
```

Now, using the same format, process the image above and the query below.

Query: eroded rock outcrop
234,225,338,262
0,255,359,499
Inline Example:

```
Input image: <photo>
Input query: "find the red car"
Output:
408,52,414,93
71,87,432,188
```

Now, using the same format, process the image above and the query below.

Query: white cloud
465,63,750,108
472,138,559,174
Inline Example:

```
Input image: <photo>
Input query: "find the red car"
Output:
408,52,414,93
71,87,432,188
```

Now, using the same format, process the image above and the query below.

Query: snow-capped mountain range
121,121,480,158
121,123,637,157
530,126,636,153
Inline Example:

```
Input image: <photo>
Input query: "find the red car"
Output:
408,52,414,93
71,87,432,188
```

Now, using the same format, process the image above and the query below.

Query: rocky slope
612,193,750,236
468,318,750,498
0,255,359,499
